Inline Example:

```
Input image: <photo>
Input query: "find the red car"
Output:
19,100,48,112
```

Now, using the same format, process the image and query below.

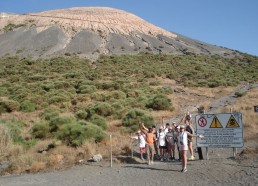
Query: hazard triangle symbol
209,116,223,128
226,115,240,128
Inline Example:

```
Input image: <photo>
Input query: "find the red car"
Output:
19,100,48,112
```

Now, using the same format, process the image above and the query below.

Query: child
130,130,146,160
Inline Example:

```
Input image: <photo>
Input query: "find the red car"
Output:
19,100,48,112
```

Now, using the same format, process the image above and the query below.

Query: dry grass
221,88,258,147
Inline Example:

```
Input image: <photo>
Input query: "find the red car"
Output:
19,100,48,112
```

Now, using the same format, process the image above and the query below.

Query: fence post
110,134,112,168
131,133,134,158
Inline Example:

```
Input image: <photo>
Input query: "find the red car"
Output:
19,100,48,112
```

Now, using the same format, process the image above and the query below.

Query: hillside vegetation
0,52,257,174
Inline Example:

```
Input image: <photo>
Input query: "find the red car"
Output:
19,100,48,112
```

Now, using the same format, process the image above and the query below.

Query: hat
136,130,141,134
159,126,163,129
176,126,180,129
180,125,185,129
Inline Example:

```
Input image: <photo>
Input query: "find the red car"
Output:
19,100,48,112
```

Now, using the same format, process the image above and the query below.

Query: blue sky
1,0,257,56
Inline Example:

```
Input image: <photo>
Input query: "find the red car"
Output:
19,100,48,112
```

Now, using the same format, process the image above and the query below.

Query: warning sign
195,113,243,148
198,116,207,127
226,115,240,128
209,116,223,128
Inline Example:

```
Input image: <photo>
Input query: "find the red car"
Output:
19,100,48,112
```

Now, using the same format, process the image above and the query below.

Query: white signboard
195,113,243,148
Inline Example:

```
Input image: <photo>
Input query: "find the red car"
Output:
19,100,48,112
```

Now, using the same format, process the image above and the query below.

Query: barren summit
1,7,176,38
0,7,235,58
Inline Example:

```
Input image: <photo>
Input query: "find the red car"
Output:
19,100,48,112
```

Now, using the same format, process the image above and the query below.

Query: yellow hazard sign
209,116,223,128
226,115,240,128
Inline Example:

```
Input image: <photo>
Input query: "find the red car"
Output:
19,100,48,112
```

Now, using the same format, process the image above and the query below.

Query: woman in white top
177,125,204,173
157,127,166,161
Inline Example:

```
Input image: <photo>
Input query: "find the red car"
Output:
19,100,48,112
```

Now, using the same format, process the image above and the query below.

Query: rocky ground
0,146,257,186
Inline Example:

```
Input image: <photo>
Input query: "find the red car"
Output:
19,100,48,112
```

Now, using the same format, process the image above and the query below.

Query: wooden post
110,134,112,168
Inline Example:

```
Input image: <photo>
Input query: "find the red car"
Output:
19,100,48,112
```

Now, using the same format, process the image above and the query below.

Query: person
164,123,170,133
157,127,166,161
185,117,195,160
152,125,159,158
139,122,157,165
179,112,195,160
165,127,176,161
174,125,181,161
130,130,146,160
177,125,204,173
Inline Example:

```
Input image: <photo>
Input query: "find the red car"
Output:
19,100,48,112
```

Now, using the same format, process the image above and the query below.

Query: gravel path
1,148,257,186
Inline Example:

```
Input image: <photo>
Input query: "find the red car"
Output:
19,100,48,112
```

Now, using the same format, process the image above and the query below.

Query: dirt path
1,147,257,186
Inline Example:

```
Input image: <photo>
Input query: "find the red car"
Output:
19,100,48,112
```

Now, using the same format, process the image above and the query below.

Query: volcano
0,7,236,59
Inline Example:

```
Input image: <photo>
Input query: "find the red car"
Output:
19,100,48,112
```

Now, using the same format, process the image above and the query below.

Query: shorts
167,143,175,151
139,147,146,153
188,137,193,143
179,145,188,151
159,146,167,149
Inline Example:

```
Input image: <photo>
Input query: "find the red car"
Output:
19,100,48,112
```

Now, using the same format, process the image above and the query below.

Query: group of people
130,113,204,173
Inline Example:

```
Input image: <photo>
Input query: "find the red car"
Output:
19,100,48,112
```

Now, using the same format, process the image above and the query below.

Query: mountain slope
0,7,236,58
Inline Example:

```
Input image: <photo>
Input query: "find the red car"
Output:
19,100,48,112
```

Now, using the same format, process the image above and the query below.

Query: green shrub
109,90,126,99
20,100,36,112
235,91,246,97
49,116,74,132
56,123,87,147
86,102,114,117
76,85,96,94
41,83,54,92
48,94,70,104
111,102,125,119
122,109,154,132
0,100,20,113
75,110,88,120
146,94,172,110
40,109,59,120
84,124,106,143
31,122,49,139
156,87,173,95
89,114,107,130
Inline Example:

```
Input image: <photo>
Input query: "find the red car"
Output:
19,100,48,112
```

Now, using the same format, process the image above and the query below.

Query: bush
48,94,70,104
122,109,154,132
235,91,246,97
56,123,87,147
146,94,172,110
40,109,59,120
86,102,114,117
75,110,88,120
108,90,127,100
84,124,106,143
89,114,107,130
31,122,49,139
20,100,36,112
49,116,74,132
0,100,20,113
76,85,96,94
